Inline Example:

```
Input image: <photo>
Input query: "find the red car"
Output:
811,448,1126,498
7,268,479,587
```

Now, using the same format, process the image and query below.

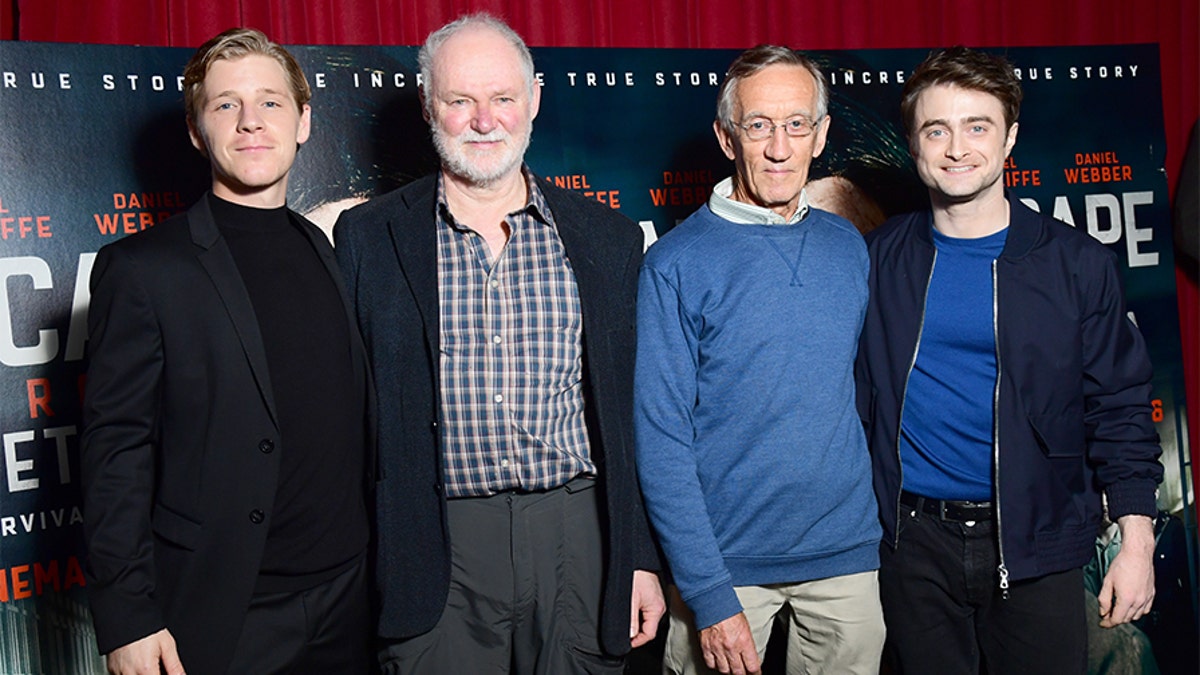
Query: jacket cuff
1106,478,1159,520
685,581,743,631
89,589,165,655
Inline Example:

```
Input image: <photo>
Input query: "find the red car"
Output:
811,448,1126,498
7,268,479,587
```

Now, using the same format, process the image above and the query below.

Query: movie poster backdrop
0,41,1193,674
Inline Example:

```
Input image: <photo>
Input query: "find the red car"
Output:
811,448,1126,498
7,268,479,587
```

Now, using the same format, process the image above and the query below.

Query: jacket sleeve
617,234,663,574
634,261,741,630
1080,250,1163,519
80,244,167,653
332,210,361,312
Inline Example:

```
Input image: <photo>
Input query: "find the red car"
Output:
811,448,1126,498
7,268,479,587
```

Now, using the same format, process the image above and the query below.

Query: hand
106,629,185,675
1098,514,1156,628
629,570,666,648
699,612,760,675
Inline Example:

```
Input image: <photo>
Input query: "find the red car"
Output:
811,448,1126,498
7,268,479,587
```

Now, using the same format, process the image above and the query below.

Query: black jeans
879,501,1086,674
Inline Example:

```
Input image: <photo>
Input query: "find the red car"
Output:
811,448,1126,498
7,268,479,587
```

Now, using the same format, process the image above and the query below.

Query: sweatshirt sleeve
633,261,742,630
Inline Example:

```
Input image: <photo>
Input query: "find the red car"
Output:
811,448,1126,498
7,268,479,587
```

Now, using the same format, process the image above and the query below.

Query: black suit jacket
334,173,659,656
81,195,373,675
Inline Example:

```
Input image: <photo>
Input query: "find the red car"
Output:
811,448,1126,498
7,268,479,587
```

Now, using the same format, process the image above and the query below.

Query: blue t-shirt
899,225,1008,501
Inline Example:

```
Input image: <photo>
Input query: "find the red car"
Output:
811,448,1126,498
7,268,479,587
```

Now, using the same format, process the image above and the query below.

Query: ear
1004,121,1019,156
529,78,542,121
811,114,831,159
187,117,208,157
714,119,737,161
419,85,431,123
296,103,312,145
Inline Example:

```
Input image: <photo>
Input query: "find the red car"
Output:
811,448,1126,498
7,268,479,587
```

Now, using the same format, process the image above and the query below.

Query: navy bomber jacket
855,194,1162,584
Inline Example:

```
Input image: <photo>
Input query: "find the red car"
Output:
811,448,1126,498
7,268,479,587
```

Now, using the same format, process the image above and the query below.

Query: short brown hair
182,27,311,122
716,45,829,135
900,46,1022,137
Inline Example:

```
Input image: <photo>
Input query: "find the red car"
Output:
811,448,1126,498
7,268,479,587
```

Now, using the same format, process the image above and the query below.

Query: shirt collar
708,176,809,225
436,166,557,232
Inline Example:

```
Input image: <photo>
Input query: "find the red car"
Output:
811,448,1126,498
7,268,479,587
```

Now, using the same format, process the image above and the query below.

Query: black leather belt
900,490,992,523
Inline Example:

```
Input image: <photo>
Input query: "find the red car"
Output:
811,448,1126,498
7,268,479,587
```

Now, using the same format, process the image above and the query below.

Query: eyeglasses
736,115,820,141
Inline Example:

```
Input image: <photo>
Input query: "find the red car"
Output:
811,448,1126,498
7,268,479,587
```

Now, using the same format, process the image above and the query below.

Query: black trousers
879,502,1086,674
225,556,371,674
379,477,623,675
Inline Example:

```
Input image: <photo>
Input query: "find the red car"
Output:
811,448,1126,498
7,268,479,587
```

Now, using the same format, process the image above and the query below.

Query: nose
237,104,263,133
763,124,793,162
946,132,969,161
472,101,496,134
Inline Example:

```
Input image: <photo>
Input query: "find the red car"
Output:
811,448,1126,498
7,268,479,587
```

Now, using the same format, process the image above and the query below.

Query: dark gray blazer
334,173,659,656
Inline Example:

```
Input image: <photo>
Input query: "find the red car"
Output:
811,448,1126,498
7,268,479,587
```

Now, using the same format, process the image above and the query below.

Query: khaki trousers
663,571,885,675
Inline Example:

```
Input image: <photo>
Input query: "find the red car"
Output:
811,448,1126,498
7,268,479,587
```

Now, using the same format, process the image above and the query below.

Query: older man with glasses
634,45,885,675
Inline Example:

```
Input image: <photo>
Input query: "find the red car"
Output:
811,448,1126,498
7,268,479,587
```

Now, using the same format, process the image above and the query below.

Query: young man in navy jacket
855,46,1162,673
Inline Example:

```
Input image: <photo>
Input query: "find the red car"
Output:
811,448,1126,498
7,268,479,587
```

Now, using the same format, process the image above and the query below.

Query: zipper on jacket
991,259,1009,599
893,250,938,547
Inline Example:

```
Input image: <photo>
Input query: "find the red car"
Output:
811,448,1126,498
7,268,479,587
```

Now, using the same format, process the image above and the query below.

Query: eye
215,101,235,111
785,118,808,131
970,124,987,133
926,128,946,139
263,100,281,108
745,118,769,132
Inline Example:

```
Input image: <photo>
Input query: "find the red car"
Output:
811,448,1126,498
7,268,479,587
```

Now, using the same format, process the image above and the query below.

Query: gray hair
716,45,829,134
418,13,536,115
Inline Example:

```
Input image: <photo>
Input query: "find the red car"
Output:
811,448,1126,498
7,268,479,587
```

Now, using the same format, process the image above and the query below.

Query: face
714,64,829,219
188,54,311,207
909,84,1017,207
426,26,540,188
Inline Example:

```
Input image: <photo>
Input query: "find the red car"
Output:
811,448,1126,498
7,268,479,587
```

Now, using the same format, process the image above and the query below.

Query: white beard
432,123,532,188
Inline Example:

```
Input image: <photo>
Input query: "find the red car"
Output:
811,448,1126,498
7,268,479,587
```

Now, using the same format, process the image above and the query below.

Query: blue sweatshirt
635,205,881,630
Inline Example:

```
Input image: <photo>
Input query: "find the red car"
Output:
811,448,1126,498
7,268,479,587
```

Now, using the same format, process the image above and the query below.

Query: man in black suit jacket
82,28,373,675
334,13,663,674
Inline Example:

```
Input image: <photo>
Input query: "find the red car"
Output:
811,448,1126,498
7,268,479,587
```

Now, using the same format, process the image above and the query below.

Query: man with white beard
333,13,665,675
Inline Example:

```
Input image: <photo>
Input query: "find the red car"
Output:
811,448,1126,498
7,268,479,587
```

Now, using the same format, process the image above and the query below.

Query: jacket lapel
295,209,378,481
186,195,280,429
387,176,441,361
541,183,615,338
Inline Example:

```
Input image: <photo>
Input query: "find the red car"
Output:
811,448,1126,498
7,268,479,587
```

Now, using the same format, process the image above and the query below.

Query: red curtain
5,0,1199,459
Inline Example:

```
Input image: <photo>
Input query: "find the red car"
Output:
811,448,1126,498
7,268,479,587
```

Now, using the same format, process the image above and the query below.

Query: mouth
943,165,976,174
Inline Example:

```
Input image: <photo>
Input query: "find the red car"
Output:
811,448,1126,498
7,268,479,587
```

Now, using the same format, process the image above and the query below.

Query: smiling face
426,24,540,189
188,54,311,207
714,64,830,219
910,84,1017,208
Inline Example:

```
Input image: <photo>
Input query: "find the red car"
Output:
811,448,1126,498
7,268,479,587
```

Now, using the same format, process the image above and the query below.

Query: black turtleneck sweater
209,193,367,592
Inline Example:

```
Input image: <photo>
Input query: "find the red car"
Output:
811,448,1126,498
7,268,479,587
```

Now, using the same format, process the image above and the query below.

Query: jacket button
259,439,274,453
249,509,265,524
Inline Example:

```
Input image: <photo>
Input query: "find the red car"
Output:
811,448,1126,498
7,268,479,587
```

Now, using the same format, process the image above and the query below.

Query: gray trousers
380,477,623,674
